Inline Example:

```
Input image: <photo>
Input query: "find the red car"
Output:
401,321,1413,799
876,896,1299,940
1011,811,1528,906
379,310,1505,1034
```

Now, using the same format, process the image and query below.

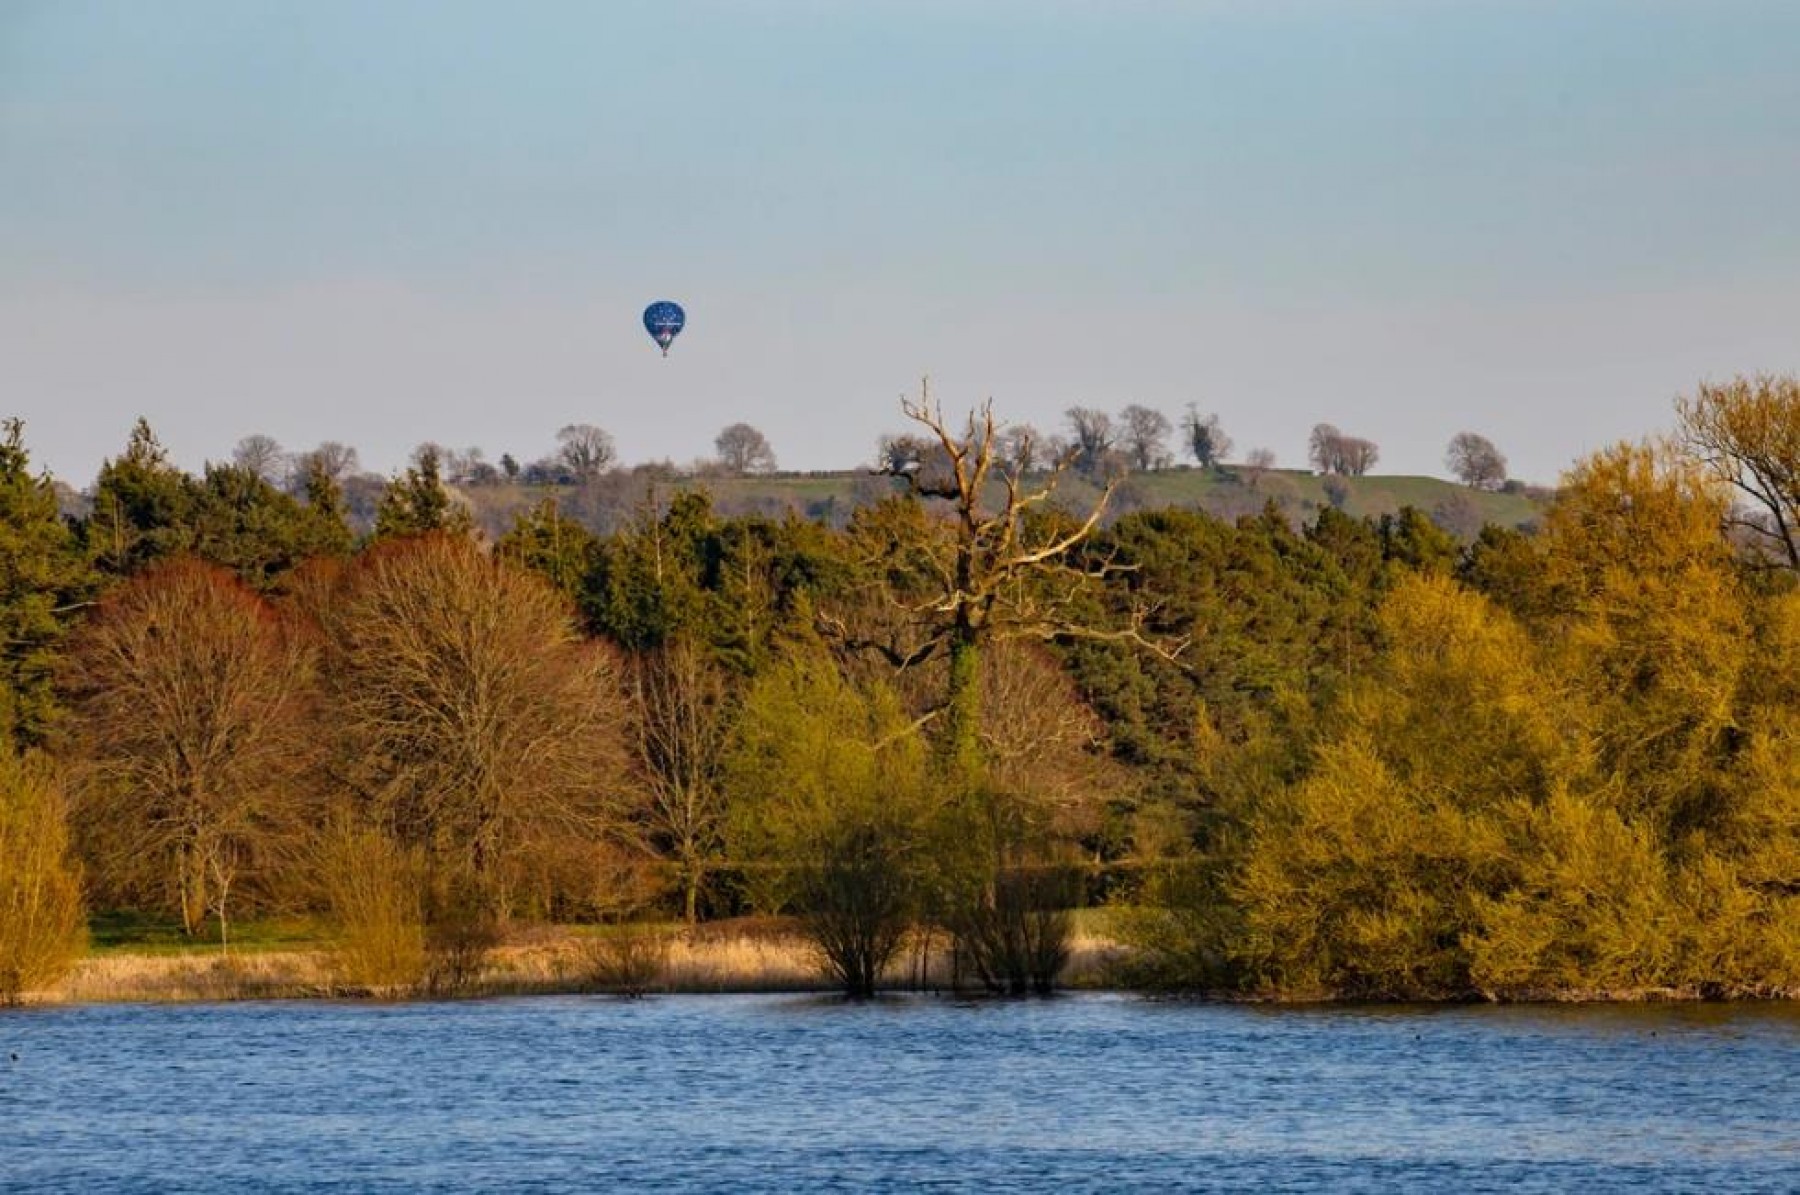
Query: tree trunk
944,629,982,781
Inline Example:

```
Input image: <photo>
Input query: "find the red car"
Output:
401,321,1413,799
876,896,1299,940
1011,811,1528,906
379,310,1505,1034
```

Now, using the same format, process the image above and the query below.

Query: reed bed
51,950,338,1004
27,920,1135,1005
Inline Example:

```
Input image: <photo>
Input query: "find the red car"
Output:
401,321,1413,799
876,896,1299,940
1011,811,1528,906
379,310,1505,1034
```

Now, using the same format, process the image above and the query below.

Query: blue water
2,994,1797,1192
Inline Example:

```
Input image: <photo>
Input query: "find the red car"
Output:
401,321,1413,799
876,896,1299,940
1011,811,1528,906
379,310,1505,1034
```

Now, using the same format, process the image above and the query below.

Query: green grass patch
87,910,332,955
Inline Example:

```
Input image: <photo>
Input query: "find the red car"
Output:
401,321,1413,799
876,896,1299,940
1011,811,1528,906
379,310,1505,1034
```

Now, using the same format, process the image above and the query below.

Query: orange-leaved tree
61,558,315,944
319,534,631,920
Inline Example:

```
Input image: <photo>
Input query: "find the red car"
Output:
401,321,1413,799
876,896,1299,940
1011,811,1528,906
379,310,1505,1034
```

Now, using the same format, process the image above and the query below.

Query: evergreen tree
189,463,336,589
83,418,195,575
497,499,601,606
373,447,473,539
0,420,93,745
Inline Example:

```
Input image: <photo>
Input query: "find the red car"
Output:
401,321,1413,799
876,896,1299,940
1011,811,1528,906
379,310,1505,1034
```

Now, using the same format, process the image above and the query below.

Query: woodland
1,375,1797,1003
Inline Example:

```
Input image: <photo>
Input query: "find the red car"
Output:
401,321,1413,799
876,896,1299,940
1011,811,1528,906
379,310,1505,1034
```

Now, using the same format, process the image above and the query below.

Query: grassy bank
29,917,1134,1005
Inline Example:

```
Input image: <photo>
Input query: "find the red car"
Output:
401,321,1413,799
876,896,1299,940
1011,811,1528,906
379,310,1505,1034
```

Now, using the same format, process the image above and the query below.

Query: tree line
2,375,1797,1001
79,402,1517,540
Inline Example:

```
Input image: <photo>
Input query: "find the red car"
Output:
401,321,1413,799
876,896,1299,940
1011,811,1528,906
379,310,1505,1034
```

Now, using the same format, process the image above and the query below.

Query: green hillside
459,466,1548,541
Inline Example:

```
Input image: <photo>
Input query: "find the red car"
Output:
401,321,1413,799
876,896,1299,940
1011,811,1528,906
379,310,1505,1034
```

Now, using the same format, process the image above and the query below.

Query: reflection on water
3,993,1797,1192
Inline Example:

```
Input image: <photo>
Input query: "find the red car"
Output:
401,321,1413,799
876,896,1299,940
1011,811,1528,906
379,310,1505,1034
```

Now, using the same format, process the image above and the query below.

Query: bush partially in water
726,657,939,998
947,860,1081,996
422,892,502,997
577,925,672,996
0,751,86,1002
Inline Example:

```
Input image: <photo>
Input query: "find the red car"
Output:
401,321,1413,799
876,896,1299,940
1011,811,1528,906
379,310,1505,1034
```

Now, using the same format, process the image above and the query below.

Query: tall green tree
586,490,713,650
0,420,93,746
373,447,473,540
189,462,350,589
83,418,195,575
497,499,600,605
725,653,938,997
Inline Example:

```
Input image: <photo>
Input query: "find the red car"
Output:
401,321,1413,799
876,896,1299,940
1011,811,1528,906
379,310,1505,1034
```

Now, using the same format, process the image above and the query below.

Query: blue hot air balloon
643,301,686,356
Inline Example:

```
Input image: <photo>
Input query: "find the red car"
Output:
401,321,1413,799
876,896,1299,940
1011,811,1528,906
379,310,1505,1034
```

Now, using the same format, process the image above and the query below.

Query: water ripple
3,994,1797,1192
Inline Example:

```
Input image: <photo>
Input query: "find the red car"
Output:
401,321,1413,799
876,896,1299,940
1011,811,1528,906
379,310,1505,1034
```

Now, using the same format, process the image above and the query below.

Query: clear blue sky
5,0,1799,486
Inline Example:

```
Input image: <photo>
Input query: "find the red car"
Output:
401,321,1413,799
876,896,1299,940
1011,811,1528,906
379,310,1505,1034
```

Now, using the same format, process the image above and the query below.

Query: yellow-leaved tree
724,652,938,997
1232,575,1567,998
0,750,86,1002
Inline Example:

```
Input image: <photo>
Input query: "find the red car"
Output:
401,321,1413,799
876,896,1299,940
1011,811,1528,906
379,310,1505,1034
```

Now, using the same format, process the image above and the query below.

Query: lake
3,993,1797,1192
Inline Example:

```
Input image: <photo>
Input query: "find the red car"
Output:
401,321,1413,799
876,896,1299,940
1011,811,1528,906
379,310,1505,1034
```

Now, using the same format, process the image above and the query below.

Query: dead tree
834,384,1181,775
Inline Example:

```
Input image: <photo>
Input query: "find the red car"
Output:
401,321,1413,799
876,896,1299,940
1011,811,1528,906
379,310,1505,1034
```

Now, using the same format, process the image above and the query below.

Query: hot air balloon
643,301,686,357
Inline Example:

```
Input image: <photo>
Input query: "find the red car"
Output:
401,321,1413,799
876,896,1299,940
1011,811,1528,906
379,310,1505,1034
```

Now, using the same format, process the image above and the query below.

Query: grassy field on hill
463,466,1547,541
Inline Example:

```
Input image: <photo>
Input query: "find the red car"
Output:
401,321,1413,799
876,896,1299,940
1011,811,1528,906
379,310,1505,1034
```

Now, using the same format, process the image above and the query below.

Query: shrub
315,820,426,995
422,897,502,997
0,752,86,1002
577,926,672,996
948,861,1081,996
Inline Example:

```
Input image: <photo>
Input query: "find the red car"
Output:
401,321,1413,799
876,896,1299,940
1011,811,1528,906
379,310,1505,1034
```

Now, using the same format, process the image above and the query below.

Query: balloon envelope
643,301,686,355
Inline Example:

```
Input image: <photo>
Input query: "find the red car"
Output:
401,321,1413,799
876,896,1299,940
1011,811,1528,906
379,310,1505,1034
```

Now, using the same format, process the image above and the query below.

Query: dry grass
22,918,1137,1005
47,950,338,1004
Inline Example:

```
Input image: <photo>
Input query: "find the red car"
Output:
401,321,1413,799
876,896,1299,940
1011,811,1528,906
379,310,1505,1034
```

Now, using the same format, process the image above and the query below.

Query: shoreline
28,924,1136,1007
20,926,1796,1008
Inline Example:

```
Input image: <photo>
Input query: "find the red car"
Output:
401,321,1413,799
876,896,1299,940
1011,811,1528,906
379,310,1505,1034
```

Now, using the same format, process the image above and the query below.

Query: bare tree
714,423,778,475
1063,407,1117,477
1308,424,1344,474
440,446,493,486
849,385,1183,772
1446,432,1508,491
62,559,315,944
290,441,361,496
1309,424,1379,476
1182,405,1233,468
1431,491,1486,541
1118,405,1174,471
874,431,955,491
1242,447,1276,488
1340,437,1379,476
628,637,734,922
321,534,631,917
310,442,360,481
1676,374,1800,570
995,425,1042,474
557,424,617,482
232,435,287,485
